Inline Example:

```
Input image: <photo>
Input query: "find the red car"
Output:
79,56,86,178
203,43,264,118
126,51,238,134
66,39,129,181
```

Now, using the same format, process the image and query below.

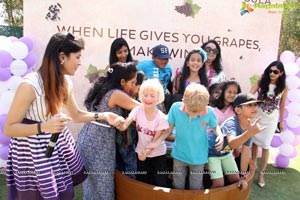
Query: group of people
3,32,287,200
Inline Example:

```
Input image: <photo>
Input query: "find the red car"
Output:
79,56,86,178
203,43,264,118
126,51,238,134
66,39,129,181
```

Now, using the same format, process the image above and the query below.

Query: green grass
1,138,299,200
249,138,300,200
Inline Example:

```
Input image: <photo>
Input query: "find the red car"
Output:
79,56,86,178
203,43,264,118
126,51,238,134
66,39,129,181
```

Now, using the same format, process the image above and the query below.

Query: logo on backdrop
240,1,254,16
240,0,300,16
45,3,62,21
175,0,201,18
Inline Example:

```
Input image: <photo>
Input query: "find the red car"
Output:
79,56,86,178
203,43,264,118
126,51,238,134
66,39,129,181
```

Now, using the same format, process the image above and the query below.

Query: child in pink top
210,81,242,125
120,79,169,187
208,80,242,188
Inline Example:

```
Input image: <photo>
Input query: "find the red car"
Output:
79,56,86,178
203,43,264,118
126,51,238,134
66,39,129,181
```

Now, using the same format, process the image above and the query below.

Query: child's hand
237,179,248,191
215,135,224,152
232,148,241,158
138,153,147,161
145,140,160,152
104,112,125,126
247,117,266,136
111,115,125,130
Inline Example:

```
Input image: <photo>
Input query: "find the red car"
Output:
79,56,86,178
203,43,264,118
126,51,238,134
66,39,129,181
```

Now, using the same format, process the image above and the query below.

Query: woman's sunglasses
58,33,75,50
204,46,219,54
269,69,280,75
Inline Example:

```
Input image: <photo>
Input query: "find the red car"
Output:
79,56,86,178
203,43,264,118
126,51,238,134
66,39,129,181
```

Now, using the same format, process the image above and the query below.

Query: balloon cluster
270,50,300,168
0,35,35,165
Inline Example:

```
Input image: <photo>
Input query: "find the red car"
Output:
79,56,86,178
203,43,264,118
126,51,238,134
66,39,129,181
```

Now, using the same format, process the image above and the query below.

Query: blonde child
119,79,169,187
167,84,223,189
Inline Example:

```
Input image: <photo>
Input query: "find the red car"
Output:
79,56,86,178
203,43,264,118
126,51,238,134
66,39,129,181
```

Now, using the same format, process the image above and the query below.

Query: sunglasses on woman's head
204,46,219,54
59,33,75,49
269,69,280,75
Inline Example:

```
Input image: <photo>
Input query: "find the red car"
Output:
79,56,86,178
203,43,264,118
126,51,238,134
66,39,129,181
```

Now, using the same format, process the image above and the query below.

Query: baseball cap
152,44,171,59
233,93,260,108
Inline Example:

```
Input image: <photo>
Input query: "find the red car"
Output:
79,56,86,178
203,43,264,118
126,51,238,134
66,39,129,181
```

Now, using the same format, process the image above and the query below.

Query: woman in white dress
250,61,288,188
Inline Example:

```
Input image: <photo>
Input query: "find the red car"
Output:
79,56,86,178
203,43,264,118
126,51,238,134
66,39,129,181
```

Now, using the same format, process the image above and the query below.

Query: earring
60,60,64,65
108,68,113,73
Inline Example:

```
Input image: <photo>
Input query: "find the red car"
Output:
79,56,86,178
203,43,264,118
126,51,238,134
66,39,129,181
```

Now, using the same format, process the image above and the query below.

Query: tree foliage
0,0,23,26
278,0,300,57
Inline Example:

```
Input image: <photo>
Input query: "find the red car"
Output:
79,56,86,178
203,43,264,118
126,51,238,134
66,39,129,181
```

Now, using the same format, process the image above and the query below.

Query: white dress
253,84,282,149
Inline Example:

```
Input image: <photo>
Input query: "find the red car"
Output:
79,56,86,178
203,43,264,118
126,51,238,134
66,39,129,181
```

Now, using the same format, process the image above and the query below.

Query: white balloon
286,102,300,115
9,41,28,59
284,62,300,76
286,113,300,128
286,75,300,90
287,89,300,102
280,51,296,64
8,76,23,91
0,81,9,93
0,90,15,108
0,102,9,115
9,60,27,76
0,158,6,168
280,130,295,143
0,103,9,115
0,36,12,51
279,143,294,156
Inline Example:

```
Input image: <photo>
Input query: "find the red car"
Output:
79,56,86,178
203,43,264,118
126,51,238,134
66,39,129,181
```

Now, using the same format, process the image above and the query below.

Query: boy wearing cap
137,44,172,92
217,93,265,190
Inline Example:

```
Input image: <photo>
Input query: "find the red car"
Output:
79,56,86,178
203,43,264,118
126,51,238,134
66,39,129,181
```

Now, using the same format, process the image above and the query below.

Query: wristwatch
94,113,99,121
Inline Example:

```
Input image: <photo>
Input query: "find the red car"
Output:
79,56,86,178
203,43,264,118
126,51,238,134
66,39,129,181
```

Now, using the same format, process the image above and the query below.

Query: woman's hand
41,115,72,134
102,112,124,126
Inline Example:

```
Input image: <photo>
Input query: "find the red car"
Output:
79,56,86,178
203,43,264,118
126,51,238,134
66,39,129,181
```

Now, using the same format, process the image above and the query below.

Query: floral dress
253,84,282,149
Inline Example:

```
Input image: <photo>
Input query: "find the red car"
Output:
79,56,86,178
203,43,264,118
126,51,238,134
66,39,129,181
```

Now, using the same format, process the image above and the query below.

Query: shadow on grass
249,159,300,200
2,160,299,200
0,171,83,200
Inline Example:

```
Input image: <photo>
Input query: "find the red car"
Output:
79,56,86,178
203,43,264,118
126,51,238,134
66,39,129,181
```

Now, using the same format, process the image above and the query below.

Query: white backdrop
23,0,284,136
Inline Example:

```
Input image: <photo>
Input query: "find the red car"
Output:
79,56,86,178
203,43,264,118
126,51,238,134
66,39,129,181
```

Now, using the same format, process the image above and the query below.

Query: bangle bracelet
240,173,247,180
37,122,42,134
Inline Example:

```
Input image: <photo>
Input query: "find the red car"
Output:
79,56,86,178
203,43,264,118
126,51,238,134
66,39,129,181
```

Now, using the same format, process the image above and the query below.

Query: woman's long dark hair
178,49,208,94
258,61,286,100
84,62,137,111
201,40,223,74
38,32,84,116
210,80,241,110
109,38,133,64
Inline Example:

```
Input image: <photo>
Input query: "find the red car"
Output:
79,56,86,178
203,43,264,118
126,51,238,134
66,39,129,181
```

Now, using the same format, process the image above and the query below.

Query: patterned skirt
6,119,87,200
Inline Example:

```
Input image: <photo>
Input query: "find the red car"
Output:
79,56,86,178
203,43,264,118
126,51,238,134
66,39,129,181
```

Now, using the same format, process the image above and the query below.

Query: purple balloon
0,68,11,81
297,71,300,78
0,114,7,132
19,36,34,52
284,110,288,119
291,136,299,146
0,50,13,68
0,130,10,145
23,53,36,68
276,154,290,168
0,145,9,160
289,126,300,135
271,135,282,147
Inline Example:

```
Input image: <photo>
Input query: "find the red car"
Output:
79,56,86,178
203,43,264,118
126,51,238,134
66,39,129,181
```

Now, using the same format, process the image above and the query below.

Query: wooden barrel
115,161,255,200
